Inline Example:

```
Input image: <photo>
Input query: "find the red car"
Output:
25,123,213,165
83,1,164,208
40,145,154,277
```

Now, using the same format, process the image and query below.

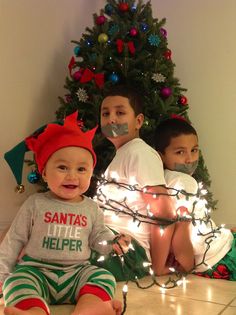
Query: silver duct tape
173,160,198,175
101,123,129,138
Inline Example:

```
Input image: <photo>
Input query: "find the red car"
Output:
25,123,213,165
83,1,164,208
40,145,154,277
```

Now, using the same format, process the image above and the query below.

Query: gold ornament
98,33,108,43
15,184,25,193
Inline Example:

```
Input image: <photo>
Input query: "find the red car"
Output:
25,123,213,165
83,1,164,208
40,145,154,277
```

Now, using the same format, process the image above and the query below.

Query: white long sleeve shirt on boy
164,169,233,272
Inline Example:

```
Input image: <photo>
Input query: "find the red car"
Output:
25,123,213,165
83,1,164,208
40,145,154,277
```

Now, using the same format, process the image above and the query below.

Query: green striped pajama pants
3,256,116,311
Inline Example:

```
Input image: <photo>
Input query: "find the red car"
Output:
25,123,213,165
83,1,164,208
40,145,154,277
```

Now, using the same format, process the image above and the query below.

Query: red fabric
25,111,97,173
15,298,49,315
80,68,104,88
116,39,135,55
78,284,111,301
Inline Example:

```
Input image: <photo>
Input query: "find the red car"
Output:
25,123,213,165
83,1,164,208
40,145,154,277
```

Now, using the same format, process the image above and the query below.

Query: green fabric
90,229,149,281
195,233,236,281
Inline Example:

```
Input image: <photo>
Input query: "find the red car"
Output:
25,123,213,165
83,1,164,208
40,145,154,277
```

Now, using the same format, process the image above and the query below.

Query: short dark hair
103,84,144,116
154,118,198,154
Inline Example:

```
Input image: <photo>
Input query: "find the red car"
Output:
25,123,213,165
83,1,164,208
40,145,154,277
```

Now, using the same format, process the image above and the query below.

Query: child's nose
66,170,77,179
186,153,194,163
108,113,117,124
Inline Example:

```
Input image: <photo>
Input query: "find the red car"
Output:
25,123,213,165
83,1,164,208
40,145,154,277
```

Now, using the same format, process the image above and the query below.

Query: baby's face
160,134,199,174
42,146,93,202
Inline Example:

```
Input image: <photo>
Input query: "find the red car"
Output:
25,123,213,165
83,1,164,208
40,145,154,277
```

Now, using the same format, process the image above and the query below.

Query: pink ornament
96,15,106,25
130,27,138,37
160,87,172,98
73,70,83,81
160,28,167,37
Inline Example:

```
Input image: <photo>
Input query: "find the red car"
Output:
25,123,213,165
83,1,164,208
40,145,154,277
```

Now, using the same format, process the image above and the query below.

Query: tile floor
0,274,235,315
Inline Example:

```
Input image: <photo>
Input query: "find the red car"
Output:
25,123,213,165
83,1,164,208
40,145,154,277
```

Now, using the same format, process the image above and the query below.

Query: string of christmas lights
93,175,226,314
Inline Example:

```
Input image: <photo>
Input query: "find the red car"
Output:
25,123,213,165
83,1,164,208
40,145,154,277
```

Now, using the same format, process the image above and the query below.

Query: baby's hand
112,234,131,255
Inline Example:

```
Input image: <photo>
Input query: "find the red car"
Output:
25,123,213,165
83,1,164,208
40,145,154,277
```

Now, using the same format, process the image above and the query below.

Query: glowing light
160,227,164,236
99,240,107,246
123,284,128,293
177,280,183,286
143,262,152,267
169,267,175,272
97,256,105,262
129,243,135,250
110,171,119,181
143,187,147,193
149,268,154,275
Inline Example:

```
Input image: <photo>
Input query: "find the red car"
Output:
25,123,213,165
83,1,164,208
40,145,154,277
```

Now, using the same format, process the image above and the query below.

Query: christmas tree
53,0,216,209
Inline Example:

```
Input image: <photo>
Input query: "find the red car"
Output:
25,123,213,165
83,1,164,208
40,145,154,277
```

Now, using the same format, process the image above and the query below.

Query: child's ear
42,169,47,182
136,113,144,130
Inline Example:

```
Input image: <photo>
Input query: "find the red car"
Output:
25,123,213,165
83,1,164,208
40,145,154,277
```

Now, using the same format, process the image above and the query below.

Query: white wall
0,0,235,231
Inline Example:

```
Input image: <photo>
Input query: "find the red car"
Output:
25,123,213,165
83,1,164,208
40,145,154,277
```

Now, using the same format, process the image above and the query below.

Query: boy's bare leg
150,223,175,275
171,222,194,272
4,307,47,315
71,294,122,315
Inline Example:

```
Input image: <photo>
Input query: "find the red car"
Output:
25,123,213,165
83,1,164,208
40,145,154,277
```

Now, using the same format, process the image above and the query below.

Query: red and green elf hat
4,111,97,193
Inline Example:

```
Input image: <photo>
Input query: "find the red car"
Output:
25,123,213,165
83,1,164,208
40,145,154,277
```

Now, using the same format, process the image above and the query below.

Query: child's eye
57,165,67,170
101,112,109,117
78,167,86,172
117,111,125,116
192,148,199,153
176,150,184,155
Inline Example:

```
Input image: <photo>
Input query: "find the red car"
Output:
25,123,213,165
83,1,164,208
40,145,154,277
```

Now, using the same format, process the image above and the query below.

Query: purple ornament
160,87,172,98
160,28,167,37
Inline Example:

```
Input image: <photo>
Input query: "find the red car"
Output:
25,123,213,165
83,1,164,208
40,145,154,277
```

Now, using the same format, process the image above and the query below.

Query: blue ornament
105,4,113,16
109,73,119,83
148,34,161,47
131,4,137,12
140,22,149,32
86,39,93,47
73,45,81,56
27,170,40,184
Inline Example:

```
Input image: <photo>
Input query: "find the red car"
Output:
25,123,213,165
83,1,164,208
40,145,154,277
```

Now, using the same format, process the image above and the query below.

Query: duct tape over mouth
173,160,198,175
101,123,129,138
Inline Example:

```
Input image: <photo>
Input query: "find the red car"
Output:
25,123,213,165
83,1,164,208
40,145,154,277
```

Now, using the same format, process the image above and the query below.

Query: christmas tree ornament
108,24,119,36
129,27,138,37
140,22,149,32
152,73,166,83
179,95,188,105
98,33,109,43
77,88,89,102
65,94,72,103
118,2,129,12
73,70,83,81
86,39,93,46
148,34,161,46
160,28,167,37
131,4,137,12
160,87,172,98
27,170,40,184
108,73,119,83
163,49,172,60
73,45,81,56
104,3,113,15
96,15,106,25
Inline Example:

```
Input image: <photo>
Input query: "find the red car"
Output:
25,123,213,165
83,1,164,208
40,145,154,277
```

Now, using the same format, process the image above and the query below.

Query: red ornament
163,49,172,60
130,27,138,37
179,95,188,105
119,2,129,12
96,15,106,25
